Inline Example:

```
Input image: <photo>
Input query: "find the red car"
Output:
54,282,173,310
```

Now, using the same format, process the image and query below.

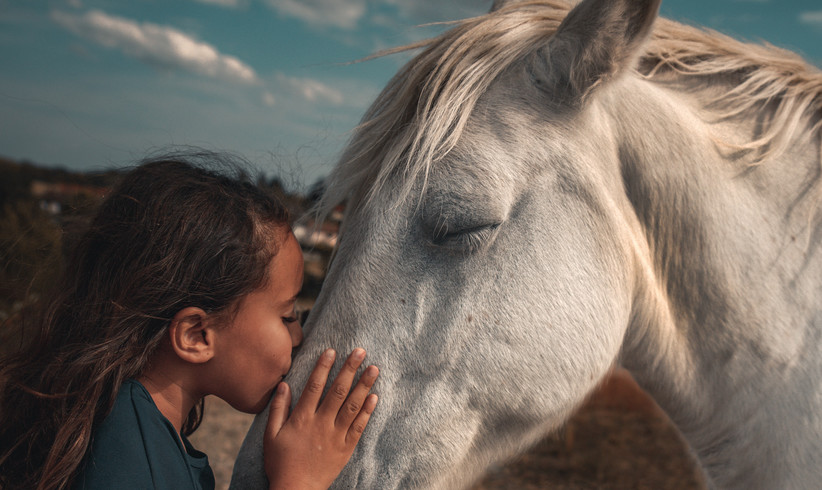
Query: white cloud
191,0,244,7
276,73,344,105
262,0,488,31
384,0,487,23
265,0,366,29
800,11,822,27
51,9,259,85
262,91,276,107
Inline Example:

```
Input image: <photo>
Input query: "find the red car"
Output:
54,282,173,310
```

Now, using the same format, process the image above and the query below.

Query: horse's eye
430,222,501,253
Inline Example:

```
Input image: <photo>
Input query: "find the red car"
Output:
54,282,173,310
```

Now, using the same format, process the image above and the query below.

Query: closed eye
431,223,500,253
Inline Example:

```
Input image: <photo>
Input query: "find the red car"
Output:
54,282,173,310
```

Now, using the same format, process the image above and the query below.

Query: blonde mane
320,0,822,213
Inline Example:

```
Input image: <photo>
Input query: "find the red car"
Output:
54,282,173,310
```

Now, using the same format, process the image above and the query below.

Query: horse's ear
529,0,660,106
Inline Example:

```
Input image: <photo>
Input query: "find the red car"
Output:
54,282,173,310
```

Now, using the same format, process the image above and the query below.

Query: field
191,370,707,490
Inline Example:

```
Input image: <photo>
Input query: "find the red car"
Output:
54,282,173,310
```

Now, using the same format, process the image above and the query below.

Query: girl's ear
168,307,215,364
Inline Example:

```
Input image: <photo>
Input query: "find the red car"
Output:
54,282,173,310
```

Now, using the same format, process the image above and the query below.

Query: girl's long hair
0,153,290,490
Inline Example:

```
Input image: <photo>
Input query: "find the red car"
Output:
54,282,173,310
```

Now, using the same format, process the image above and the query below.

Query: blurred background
2,0,820,488
1,0,821,191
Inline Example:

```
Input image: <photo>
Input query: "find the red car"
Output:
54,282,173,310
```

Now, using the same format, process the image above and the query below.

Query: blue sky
1,0,821,190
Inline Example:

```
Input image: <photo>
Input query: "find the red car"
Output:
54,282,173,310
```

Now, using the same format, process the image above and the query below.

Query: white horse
232,0,822,488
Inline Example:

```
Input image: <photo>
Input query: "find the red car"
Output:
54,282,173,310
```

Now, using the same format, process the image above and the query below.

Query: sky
1,0,821,191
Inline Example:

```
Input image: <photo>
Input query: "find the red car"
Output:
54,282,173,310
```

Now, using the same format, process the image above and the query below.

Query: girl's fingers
266,382,291,438
318,348,367,417
293,348,336,414
335,365,379,429
344,393,378,446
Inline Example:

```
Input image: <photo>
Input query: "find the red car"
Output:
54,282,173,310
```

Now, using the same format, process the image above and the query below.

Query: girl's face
207,230,304,413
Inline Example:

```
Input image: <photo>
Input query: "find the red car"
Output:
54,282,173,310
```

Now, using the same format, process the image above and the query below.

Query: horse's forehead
432,107,572,188
420,166,512,223
360,61,603,218
426,140,524,202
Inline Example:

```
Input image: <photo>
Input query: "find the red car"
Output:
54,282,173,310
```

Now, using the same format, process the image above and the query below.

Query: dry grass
191,370,706,489
189,397,255,490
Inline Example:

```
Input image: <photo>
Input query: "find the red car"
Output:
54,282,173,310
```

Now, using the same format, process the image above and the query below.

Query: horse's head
306,0,661,487
234,0,663,488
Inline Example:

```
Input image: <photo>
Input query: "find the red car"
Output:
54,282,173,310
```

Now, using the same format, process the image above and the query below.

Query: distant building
30,180,108,202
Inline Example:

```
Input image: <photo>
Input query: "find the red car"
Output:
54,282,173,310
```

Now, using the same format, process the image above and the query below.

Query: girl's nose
288,317,303,347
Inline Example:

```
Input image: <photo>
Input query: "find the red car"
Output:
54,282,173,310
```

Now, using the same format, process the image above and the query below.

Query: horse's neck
605,76,822,489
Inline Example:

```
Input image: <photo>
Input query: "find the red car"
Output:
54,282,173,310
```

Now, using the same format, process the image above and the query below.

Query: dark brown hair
0,152,290,490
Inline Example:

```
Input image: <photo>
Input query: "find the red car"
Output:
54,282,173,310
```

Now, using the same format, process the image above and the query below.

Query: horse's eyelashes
430,223,500,253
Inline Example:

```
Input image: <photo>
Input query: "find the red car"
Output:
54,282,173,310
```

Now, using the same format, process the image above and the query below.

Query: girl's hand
264,348,379,490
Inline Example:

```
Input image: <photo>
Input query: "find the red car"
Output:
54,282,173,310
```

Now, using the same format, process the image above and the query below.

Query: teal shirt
74,379,215,490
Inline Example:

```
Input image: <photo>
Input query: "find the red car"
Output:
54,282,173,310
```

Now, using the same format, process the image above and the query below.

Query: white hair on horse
644,17,822,161
320,1,569,213
233,1,822,488
321,0,822,216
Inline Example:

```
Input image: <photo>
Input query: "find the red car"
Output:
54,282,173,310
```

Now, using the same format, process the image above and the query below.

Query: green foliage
0,200,63,355
0,200,63,299
0,157,112,356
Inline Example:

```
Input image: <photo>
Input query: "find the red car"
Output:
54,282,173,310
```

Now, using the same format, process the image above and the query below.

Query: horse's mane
319,0,822,214
644,18,822,161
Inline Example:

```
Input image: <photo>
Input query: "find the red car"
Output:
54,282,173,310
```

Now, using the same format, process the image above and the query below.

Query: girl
0,153,379,490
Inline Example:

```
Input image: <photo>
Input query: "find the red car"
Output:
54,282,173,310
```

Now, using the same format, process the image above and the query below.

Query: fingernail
324,348,336,359
276,383,287,395
353,348,366,360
